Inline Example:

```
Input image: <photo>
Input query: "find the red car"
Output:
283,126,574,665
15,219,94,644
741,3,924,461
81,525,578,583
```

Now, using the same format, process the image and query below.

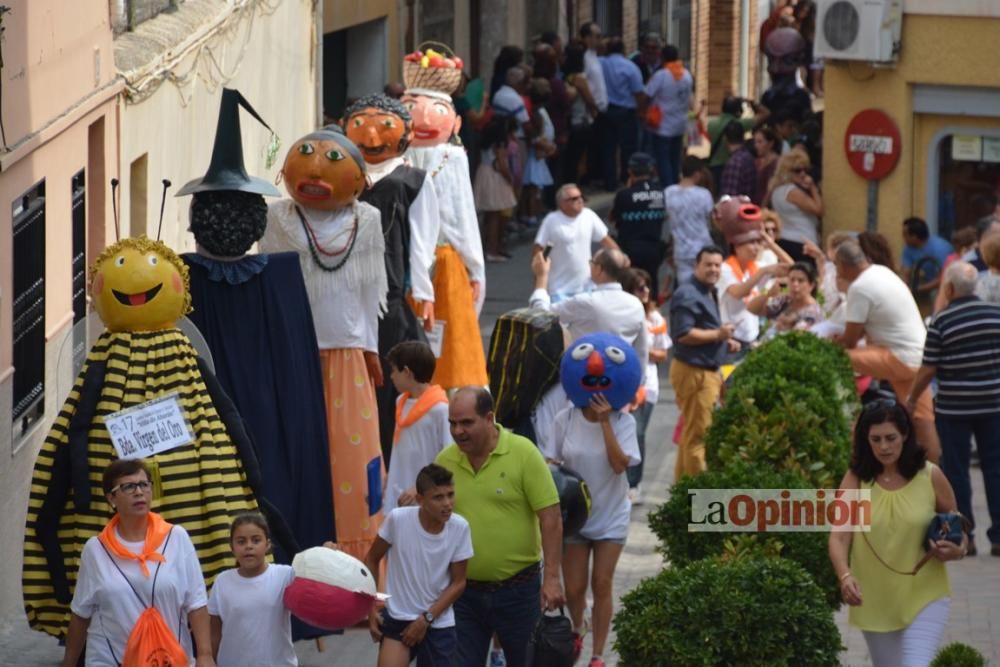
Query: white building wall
118,0,318,252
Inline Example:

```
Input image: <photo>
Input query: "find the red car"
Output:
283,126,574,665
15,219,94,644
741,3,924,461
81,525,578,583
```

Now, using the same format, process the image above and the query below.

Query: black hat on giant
177,88,281,197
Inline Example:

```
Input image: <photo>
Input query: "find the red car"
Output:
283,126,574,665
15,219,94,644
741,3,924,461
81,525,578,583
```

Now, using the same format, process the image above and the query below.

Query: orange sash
664,60,685,81
393,385,449,444
98,512,172,578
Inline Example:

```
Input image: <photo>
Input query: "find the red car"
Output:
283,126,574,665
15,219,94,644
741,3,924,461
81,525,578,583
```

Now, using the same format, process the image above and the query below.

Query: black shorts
381,610,458,667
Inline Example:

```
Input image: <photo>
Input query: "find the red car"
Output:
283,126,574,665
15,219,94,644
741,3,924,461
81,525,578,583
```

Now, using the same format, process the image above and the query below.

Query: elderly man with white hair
532,183,620,302
907,261,1000,557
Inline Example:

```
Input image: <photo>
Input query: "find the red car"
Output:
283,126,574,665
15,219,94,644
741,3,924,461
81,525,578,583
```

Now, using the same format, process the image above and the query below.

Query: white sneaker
628,486,642,505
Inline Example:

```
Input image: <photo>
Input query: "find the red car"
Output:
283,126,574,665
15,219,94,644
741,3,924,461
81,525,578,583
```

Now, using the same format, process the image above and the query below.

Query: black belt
466,562,541,592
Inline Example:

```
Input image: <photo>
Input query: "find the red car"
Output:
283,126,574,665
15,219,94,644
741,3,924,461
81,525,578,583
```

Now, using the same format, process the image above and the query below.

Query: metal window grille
12,180,46,437
595,0,623,38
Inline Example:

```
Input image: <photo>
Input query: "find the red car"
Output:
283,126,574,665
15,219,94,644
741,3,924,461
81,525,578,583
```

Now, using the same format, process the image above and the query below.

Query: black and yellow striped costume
22,328,271,639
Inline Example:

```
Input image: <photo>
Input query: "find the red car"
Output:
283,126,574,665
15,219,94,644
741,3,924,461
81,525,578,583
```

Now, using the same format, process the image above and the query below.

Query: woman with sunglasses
62,459,215,667
766,151,823,262
829,401,966,667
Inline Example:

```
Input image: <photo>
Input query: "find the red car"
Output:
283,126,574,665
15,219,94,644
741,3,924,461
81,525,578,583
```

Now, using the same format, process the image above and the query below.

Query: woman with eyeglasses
828,401,966,667
766,151,823,262
62,459,215,667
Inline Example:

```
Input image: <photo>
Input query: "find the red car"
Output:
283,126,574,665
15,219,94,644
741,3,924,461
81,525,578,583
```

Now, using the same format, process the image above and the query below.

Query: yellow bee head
89,237,192,332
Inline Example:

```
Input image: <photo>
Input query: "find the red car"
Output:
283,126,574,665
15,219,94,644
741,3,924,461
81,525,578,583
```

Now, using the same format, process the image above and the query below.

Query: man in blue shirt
668,246,739,481
901,216,953,295
600,37,644,192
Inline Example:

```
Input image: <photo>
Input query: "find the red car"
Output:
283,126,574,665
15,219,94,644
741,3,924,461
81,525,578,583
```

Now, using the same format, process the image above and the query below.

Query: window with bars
71,170,89,370
12,180,46,440
595,0,623,38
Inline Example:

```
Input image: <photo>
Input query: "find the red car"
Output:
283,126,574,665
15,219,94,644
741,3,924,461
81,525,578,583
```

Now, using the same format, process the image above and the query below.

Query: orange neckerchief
394,385,449,444
98,512,172,578
725,255,760,303
725,255,758,283
664,60,685,81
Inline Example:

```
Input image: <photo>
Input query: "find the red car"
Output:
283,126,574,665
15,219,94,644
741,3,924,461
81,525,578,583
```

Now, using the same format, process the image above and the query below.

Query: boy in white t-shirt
365,464,473,667
384,341,451,513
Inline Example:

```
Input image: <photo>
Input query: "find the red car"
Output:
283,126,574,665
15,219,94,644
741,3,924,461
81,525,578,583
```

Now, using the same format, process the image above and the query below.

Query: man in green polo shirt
436,386,564,667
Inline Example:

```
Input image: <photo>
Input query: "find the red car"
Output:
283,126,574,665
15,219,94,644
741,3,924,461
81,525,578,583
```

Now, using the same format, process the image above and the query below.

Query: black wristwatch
422,611,435,624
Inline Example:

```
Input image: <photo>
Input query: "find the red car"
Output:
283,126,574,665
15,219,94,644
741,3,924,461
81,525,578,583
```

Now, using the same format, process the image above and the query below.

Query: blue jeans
649,133,684,187
627,401,655,488
936,413,1000,545
380,611,458,666
453,573,541,667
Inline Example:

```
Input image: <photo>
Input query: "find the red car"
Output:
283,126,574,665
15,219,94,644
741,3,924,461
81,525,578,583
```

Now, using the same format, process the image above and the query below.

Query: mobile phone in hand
543,245,553,259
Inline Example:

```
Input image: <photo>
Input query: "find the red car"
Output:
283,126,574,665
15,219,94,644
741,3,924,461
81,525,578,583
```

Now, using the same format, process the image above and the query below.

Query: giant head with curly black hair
343,93,414,164
189,190,268,257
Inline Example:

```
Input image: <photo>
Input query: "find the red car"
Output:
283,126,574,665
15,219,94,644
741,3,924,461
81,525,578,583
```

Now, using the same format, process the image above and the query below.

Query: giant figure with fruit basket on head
401,43,489,391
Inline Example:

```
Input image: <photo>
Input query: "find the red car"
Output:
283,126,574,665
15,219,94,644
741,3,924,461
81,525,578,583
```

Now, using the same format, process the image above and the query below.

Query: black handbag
526,608,577,667
861,511,969,576
925,511,970,549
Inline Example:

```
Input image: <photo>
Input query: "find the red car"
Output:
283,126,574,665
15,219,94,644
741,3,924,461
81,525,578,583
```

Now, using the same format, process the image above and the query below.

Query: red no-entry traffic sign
844,109,902,181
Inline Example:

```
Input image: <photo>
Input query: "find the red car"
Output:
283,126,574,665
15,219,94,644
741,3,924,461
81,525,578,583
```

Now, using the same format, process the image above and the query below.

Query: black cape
360,165,430,465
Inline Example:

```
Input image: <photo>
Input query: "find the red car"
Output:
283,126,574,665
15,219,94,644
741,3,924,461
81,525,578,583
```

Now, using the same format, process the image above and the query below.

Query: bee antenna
110,178,120,242
156,179,171,241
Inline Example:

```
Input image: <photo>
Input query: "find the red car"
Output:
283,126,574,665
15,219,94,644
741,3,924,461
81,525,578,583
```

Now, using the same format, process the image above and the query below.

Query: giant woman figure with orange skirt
260,127,388,560
402,46,489,389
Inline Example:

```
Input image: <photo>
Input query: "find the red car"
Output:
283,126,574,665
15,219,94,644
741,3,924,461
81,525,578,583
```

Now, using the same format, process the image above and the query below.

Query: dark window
71,170,88,370
594,0,623,38
12,180,46,438
422,0,455,48
638,0,664,39
72,170,86,324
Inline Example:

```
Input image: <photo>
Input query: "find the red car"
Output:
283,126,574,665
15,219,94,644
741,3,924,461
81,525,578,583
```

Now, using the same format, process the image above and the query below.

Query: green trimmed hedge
931,643,987,667
706,332,857,488
648,460,842,608
613,554,842,666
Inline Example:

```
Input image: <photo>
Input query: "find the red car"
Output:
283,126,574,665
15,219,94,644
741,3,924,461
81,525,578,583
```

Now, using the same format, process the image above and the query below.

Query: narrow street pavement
1,196,997,665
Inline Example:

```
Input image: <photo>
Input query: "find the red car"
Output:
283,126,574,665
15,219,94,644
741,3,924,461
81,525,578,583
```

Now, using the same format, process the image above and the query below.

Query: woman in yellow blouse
829,400,967,667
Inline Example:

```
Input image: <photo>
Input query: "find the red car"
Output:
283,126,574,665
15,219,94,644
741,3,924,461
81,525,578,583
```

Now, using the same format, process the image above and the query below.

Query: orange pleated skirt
319,348,385,561
421,244,488,389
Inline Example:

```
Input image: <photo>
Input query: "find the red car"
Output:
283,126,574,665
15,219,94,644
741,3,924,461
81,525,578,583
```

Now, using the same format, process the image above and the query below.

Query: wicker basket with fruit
403,42,464,94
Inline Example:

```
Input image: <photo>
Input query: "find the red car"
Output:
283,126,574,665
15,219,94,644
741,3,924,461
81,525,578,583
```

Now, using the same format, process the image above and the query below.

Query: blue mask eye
571,343,594,360
604,346,626,364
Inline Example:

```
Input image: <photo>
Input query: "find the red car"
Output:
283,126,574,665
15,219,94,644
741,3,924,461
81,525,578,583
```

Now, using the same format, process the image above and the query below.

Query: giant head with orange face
400,90,461,148
343,94,412,164
281,126,367,211
90,237,192,332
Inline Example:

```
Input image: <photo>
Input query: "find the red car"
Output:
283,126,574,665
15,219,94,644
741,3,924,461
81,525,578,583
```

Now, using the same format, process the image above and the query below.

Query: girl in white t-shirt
624,268,672,505
549,394,640,667
209,513,297,667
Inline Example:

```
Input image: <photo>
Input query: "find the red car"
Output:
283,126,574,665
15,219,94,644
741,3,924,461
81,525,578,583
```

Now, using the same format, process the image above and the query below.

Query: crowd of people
36,10,1000,667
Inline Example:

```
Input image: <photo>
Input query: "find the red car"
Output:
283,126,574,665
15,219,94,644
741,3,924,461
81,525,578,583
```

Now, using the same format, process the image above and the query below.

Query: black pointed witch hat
176,88,282,197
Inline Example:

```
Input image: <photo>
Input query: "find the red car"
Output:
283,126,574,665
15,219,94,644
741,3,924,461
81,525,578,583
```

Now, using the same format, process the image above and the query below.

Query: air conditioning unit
814,0,903,63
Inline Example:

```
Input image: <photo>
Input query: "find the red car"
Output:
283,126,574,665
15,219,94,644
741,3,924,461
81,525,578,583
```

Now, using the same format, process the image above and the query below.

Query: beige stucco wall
822,13,1000,258
0,0,119,618
118,0,318,252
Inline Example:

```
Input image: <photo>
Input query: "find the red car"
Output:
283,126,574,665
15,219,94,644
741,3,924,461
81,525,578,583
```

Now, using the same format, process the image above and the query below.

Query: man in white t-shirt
365,463,473,667
533,183,619,301
834,240,940,461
